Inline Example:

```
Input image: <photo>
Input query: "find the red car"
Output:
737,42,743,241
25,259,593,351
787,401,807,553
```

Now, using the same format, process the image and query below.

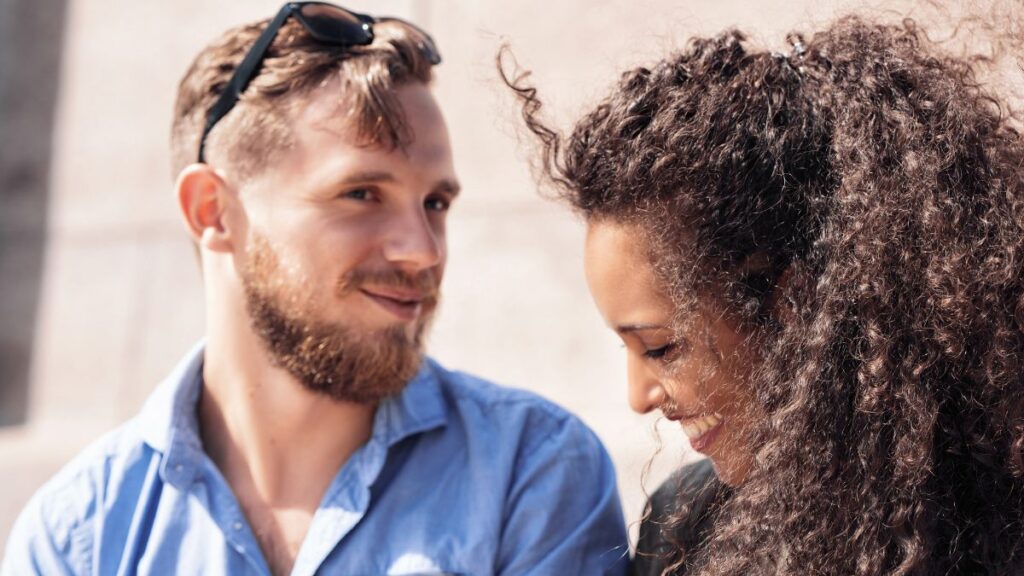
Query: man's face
230,82,459,404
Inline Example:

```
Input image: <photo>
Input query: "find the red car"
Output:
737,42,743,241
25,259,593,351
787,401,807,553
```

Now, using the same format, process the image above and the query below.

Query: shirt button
174,464,183,472
233,522,243,531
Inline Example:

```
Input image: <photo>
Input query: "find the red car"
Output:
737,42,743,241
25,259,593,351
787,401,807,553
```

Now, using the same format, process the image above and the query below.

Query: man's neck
197,329,376,576
198,334,376,504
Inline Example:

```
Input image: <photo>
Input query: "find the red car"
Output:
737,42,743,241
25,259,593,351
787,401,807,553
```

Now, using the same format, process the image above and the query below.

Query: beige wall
1,0,1010,549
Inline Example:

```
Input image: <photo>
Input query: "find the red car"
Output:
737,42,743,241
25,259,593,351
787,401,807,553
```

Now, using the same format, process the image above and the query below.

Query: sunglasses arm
197,4,296,163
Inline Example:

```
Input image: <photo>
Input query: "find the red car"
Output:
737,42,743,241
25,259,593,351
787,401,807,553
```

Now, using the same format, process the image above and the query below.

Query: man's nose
382,207,444,271
627,355,667,415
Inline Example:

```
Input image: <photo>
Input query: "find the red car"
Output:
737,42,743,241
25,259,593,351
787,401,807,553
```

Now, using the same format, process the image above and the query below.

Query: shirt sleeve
1,490,84,576
496,413,630,576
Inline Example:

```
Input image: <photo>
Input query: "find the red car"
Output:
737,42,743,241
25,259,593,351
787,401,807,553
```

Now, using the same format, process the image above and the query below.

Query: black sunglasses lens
298,4,372,44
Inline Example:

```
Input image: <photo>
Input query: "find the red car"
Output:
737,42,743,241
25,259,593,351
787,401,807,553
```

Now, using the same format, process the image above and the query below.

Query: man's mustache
336,267,440,305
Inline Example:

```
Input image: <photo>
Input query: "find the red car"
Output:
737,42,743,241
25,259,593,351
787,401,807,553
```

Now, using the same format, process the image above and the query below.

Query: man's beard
239,234,439,404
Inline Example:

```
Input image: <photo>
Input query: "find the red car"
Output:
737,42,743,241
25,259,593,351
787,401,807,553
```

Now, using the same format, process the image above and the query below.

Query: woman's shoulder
649,459,719,517
633,459,723,576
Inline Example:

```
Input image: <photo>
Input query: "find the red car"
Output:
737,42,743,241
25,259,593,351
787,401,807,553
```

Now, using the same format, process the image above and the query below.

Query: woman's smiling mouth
677,413,724,453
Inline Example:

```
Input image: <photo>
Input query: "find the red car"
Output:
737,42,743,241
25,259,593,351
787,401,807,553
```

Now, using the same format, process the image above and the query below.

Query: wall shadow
0,0,68,426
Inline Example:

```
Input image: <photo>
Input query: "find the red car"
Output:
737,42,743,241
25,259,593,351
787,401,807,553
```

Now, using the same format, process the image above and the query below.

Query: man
2,4,628,575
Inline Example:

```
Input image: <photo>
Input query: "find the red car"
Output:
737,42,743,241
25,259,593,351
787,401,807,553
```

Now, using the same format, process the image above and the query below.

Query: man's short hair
170,17,436,180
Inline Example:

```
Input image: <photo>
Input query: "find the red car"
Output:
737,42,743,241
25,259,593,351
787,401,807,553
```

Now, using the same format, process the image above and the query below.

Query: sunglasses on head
197,1,441,163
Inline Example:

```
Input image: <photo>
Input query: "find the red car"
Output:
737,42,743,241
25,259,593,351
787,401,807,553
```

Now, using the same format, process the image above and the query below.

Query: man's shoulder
429,359,583,425
426,359,605,456
6,419,156,559
39,420,148,496
420,360,629,574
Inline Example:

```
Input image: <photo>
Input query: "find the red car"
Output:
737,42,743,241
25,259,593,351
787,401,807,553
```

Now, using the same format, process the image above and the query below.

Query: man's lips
361,286,427,302
359,287,431,321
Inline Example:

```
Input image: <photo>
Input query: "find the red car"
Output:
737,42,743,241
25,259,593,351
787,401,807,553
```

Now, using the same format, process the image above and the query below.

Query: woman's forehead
584,221,675,321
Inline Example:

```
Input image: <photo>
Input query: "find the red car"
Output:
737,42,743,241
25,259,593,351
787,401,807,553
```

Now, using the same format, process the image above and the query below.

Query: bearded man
2,4,628,575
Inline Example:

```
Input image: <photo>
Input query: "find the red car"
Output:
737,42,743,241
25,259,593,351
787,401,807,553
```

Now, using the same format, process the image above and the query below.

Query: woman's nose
627,355,667,414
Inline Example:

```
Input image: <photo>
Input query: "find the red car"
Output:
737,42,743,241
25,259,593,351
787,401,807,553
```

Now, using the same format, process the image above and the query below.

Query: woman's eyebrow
616,323,668,335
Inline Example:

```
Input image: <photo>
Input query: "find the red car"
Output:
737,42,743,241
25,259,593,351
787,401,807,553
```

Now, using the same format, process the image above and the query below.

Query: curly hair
504,15,1024,575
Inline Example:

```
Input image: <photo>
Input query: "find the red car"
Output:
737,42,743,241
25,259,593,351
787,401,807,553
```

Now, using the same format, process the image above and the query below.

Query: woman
506,15,1024,575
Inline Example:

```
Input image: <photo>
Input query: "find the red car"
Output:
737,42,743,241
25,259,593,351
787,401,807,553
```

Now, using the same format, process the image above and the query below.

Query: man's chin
247,309,428,405
294,342,425,405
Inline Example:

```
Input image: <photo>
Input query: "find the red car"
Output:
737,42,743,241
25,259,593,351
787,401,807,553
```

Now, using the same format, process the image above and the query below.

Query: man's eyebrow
334,170,397,186
435,179,461,197
616,323,668,335
331,172,460,198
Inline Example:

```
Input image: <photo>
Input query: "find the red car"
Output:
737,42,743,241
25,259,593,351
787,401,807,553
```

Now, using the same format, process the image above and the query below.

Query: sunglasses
197,1,441,163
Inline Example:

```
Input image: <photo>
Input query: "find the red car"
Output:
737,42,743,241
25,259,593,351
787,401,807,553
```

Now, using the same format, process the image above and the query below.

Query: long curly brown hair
504,14,1024,575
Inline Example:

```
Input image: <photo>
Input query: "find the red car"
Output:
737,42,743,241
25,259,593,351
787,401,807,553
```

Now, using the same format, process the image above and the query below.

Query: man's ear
176,164,235,253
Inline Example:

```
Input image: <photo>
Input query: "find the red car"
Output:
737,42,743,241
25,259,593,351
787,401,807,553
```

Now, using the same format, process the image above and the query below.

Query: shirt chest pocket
383,567,466,574
381,552,467,575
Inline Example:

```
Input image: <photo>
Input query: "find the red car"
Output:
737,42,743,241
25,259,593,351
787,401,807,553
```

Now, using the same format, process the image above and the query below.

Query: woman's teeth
681,413,722,439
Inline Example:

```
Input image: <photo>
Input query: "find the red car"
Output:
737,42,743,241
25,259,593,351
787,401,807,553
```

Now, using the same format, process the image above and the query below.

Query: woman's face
584,220,756,485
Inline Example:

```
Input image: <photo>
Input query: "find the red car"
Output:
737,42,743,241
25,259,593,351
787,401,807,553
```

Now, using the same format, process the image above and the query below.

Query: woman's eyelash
643,344,675,359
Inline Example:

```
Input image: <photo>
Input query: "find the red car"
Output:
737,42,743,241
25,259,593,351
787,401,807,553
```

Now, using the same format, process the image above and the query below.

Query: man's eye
425,196,451,212
343,187,375,201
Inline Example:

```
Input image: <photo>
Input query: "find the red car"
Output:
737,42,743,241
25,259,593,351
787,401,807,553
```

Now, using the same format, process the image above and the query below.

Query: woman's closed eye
643,344,675,359
644,339,690,365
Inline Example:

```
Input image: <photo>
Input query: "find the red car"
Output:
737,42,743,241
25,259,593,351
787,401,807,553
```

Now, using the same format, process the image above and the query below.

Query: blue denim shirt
3,342,629,575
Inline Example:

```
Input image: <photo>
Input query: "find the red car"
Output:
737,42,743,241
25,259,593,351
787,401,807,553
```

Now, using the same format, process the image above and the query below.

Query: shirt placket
288,435,389,576
191,455,273,576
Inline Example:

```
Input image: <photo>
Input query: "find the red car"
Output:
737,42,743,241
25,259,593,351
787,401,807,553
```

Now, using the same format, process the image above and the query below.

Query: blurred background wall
1,0,1018,549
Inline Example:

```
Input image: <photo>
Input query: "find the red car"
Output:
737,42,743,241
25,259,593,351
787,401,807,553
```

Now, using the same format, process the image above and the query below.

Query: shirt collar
139,339,206,456
138,340,207,488
371,358,448,448
139,342,449,487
